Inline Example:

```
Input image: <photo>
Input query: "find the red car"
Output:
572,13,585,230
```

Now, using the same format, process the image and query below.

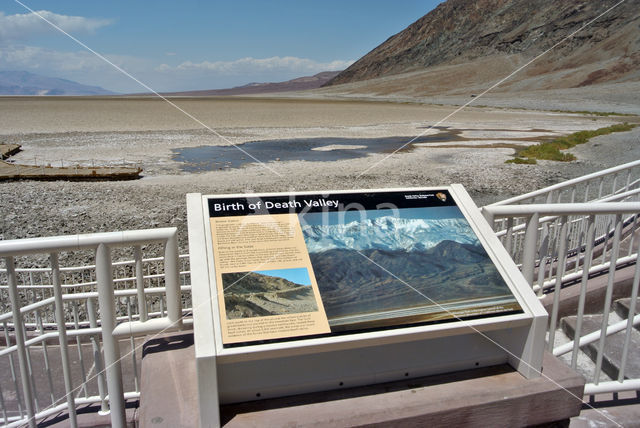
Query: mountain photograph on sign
222,268,318,319
300,206,522,331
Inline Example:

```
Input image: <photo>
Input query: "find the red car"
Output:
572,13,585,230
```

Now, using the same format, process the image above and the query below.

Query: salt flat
0,96,638,253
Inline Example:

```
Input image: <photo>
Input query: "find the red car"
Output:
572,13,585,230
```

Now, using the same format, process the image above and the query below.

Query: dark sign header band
208,189,455,217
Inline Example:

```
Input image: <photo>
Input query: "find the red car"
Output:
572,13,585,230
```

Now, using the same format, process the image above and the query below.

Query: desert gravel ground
0,96,638,260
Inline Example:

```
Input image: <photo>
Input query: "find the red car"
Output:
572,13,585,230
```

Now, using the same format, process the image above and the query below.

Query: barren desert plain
1,94,639,255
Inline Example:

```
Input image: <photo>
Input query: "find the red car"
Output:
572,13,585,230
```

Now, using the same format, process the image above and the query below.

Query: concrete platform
38,400,139,428
0,143,21,159
0,336,143,426
138,332,585,428
0,160,142,180
0,142,142,180
571,390,640,428
139,333,200,428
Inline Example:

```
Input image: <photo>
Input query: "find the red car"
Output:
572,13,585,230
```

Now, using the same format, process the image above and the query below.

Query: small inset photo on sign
222,267,318,319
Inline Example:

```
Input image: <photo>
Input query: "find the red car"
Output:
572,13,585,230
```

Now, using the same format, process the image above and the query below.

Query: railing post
481,208,494,227
545,190,553,204
547,216,568,350
87,296,109,414
619,233,640,381
572,215,596,369
3,320,24,418
535,222,550,292
4,256,36,428
594,214,623,384
0,377,7,424
134,246,148,322
522,213,540,288
50,252,78,427
95,243,127,427
504,217,514,255
164,231,183,327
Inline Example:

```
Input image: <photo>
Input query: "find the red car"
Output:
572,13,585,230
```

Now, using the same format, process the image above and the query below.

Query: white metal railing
485,204,639,295
483,202,640,395
0,254,192,329
490,159,640,207
0,229,189,428
488,160,640,273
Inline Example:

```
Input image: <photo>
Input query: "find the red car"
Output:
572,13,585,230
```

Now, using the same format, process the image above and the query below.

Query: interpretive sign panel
207,189,522,346
187,185,548,415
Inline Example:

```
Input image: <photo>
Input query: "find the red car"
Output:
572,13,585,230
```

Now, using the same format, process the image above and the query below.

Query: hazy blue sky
1,1,443,93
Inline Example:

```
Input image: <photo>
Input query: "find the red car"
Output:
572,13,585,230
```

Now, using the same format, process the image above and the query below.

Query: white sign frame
186,185,548,425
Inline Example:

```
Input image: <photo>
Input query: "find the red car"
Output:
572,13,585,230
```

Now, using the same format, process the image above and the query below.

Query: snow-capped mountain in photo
301,216,478,253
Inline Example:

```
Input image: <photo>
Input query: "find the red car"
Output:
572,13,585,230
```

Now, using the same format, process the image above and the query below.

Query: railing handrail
488,159,640,206
482,201,640,223
0,253,190,274
0,228,178,257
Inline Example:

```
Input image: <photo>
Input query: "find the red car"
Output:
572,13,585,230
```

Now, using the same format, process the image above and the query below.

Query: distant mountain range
301,216,477,253
324,0,640,93
159,71,340,96
0,71,115,96
0,70,342,97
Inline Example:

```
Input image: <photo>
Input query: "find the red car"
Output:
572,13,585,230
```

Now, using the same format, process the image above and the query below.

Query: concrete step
552,326,609,383
561,312,640,381
613,297,640,327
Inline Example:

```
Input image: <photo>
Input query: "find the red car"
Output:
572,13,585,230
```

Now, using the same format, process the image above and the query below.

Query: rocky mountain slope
308,240,513,319
325,0,640,94
222,271,318,319
222,271,305,294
